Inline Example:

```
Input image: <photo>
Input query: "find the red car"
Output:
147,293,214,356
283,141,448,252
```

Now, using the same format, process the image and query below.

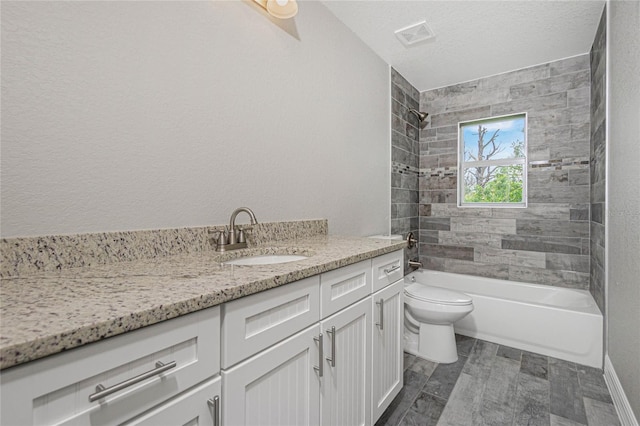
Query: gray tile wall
418,56,592,289
391,68,420,270
590,7,607,312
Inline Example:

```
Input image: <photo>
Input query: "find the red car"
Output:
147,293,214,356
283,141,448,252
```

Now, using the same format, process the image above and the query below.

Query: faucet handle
213,229,227,246
237,227,247,244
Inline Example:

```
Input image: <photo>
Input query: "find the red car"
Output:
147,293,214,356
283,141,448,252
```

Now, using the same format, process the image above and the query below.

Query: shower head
408,109,429,123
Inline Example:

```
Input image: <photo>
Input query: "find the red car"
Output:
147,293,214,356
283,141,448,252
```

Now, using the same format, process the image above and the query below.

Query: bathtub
405,269,603,368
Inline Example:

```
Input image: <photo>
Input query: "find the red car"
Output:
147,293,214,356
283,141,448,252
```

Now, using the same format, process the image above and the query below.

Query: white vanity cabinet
0,307,220,426
220,249,404,426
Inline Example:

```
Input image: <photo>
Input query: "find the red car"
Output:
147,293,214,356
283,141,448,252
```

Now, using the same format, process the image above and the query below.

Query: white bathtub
405,269,603,368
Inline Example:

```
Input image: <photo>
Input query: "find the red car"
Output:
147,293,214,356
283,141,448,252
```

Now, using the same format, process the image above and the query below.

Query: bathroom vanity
0,228,405,426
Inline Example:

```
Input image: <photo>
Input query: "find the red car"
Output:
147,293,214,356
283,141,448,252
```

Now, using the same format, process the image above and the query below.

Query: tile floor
376,335,620,426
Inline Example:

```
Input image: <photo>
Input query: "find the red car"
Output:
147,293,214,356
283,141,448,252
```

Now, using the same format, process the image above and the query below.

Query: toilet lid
405,283,472,306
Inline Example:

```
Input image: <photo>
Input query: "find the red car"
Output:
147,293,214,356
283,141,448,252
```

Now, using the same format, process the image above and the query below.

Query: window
458,113,527,207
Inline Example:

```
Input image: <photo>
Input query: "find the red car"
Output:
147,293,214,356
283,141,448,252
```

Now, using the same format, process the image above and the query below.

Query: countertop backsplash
0,219,328,278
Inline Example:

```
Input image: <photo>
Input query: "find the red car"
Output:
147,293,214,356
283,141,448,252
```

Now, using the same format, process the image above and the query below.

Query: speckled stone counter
0,232,405,370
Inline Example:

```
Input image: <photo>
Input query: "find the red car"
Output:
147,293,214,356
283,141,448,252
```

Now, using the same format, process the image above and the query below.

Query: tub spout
408,259,422,269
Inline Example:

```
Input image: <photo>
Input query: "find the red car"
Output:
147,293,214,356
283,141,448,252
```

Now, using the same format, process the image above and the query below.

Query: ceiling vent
394,21,435,47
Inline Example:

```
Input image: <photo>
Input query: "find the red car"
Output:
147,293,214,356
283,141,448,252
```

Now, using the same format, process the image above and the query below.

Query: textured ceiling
321,0,605,91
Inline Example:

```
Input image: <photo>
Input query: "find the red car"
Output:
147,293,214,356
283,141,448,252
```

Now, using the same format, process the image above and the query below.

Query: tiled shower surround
589,7,607,313
391,68,421,268
417,55,592,289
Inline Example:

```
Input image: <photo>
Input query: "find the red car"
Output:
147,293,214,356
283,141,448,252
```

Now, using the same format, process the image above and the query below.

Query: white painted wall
0,1,391,238
607,0,640,420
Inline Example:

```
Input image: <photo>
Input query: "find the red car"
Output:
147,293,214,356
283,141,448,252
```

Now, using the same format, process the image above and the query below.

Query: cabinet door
123,376,221,426
371,280,404,422
321,297,372,426
222,325,322,426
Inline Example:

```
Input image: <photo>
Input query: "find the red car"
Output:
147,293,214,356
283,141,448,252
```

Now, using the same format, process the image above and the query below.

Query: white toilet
404,282,474,363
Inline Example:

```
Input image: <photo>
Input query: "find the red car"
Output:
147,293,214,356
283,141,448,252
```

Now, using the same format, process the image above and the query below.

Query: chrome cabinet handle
376,298,385,330
326,326,336,367
384,265,401,274
313,333,324,377
88,360,177,402
207,395,220,426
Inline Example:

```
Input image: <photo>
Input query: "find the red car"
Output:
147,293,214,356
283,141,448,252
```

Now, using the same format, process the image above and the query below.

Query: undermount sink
224,254,308,266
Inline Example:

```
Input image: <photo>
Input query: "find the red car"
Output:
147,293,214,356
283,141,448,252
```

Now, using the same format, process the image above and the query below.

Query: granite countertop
0,235,406,370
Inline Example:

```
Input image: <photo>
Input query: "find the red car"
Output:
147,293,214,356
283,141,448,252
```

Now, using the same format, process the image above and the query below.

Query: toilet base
416,322,458,364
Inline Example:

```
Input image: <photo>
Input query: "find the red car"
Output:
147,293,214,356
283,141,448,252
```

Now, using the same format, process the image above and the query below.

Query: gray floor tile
410,357,438,378
579,381,613,405
404,352,416,371
549,356,577,371
454,333,476,356
436,373,485,426
497,345,522,361
423,355,468,400
478,356,520,426
463,339,498,379
521,351,549,380
576,365,613,404
583,397,620,426
379,340,620,426
549,363,587,424
550,414,586,426
513,373,551,426
401,392,446,426
376,369,430,426
576,365,606,386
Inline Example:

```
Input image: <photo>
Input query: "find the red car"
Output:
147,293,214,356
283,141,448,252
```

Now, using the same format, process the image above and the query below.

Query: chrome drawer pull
376,298,384,330
207,395,220,426
326,326,336,367
88,360,177,402
383,265,401,274
313,333,324,377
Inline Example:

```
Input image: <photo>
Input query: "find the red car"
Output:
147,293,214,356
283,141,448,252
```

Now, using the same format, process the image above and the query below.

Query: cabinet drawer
371,250,404,292
320,259,371,318
0,307,220,426
221,276,320,368
123,376,221,426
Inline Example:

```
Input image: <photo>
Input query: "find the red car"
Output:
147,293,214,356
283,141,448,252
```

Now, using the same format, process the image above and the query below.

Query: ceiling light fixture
254,0,298,19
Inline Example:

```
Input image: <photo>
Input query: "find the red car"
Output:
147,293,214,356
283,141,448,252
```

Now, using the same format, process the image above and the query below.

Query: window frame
457,112,528,208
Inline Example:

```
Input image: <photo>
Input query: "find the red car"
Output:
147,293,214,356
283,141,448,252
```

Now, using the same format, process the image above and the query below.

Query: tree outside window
458,113,527,207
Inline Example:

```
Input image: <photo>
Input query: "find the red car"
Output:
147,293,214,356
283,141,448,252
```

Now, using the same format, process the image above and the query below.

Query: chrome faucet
213,207,258,252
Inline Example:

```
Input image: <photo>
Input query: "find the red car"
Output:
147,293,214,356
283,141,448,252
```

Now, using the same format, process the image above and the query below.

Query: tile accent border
421,167,457,178
392,161,420,175
604,355,640,426
0,219,328,278
529,157,590,170
421,157,590,178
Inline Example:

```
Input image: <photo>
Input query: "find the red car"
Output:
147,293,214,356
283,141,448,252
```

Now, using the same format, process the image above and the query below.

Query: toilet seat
405,283,472,306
